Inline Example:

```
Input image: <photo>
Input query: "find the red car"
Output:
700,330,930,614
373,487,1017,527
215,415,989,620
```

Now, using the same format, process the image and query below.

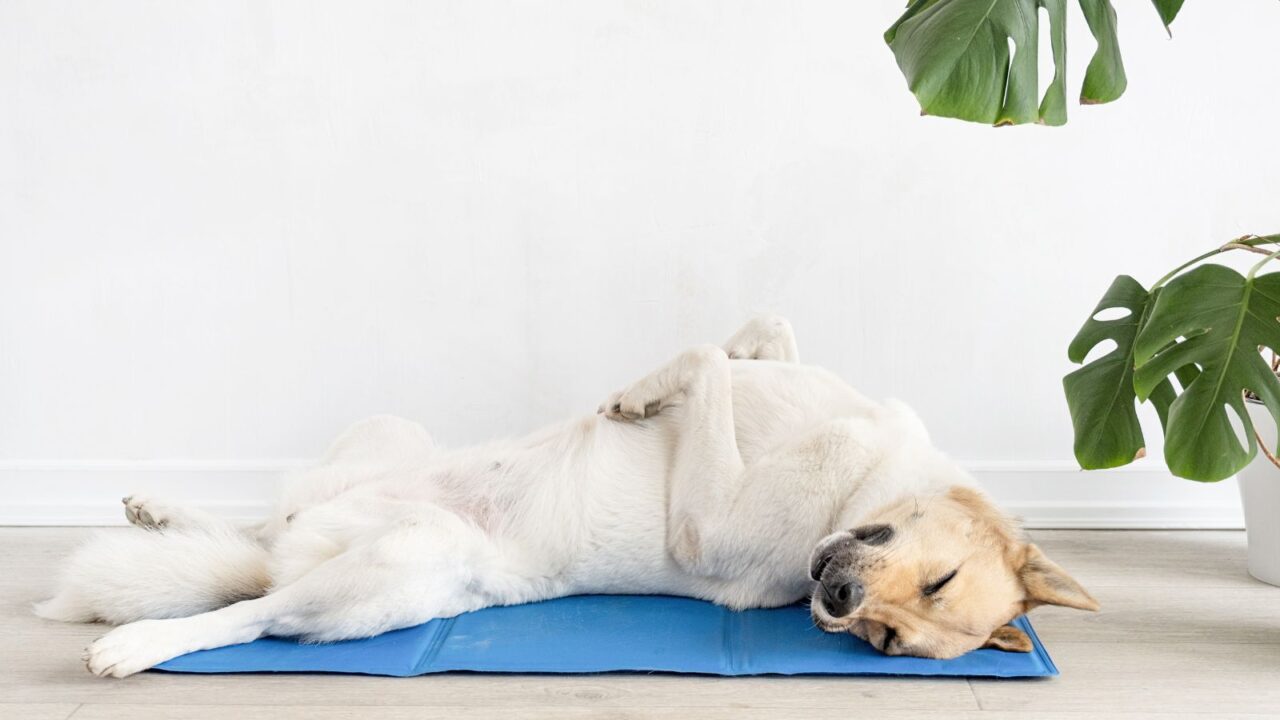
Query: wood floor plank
61,705,1280,720
1026,530,1255,589
1025,586,1280,645
0,705,79,720
970,642,1280,714
0,668,977,710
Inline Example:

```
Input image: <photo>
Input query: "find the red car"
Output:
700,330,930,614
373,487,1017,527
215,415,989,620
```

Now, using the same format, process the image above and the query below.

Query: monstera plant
885,0,1187,126
1066,233,1280,587
1064,233,1280,481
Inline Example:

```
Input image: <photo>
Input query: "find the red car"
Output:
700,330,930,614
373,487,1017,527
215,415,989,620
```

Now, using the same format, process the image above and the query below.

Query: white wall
3,1,1278,526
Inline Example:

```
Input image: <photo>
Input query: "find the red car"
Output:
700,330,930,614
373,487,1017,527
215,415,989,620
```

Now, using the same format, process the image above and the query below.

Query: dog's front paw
597,388,663,422
597,345,727,422
84,619,187,678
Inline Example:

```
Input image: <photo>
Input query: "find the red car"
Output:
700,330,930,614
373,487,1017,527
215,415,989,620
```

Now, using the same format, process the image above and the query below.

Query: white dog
38,316,1097,677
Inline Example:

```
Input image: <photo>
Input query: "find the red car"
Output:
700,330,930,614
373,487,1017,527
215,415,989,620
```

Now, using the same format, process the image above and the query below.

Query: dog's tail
34,526,270,625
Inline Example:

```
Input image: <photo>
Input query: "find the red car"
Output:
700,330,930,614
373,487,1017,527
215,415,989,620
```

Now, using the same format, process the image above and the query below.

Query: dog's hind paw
723,314,798,362
122,495,178,531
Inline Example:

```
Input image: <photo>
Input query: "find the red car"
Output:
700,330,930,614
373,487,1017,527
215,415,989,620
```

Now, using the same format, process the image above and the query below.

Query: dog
37,315,1098,677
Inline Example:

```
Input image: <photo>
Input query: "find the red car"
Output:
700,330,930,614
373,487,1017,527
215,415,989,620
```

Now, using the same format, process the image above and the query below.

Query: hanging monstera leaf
1132,265,1280,481
884,0,1068,125
884,0,1185,126
1077,0,1126,105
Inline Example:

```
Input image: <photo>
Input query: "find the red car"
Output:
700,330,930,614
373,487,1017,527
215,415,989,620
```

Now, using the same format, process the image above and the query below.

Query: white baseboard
967,461,1243,529
0,458,1245,529
0,459,302,527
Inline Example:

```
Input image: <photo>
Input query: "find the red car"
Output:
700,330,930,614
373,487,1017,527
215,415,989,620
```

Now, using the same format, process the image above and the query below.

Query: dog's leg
599,345,747,573
599,339,868,585
722,314,799,363
683,418,881,596
120,494,233,533
82,503,517,678
318,414,436,466
262,415,439,539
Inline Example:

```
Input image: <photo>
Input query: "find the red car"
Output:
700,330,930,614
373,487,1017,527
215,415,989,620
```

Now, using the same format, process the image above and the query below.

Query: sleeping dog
38,316,1097,677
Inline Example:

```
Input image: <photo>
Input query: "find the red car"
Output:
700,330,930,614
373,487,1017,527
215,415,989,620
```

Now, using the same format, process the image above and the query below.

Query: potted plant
1063,233,1280,586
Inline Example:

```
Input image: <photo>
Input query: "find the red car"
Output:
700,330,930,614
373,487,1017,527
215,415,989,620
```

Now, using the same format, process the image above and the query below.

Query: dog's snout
819,576,864,617
810,545,836,582
809,531,855,581
809,524,894,584
810,527,881,618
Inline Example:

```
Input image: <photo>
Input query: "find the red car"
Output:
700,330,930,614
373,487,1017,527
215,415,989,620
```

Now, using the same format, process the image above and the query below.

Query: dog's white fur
39,316,981,677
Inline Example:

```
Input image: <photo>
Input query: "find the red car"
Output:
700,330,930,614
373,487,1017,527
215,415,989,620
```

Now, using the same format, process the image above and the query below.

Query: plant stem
1152,234,1280,290
1222,242,1280,257
1245,240,1280,472
1247,245,1280,279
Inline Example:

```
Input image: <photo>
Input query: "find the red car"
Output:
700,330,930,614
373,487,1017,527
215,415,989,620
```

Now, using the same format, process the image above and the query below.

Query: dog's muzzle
809,524,894,619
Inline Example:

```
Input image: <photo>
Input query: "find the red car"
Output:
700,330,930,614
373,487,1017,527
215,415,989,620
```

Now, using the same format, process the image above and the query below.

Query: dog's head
809,485,1097,659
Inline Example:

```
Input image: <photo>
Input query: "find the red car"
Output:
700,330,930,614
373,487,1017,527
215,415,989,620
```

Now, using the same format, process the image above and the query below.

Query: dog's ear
1017,544,1100,611
982,624,1033,653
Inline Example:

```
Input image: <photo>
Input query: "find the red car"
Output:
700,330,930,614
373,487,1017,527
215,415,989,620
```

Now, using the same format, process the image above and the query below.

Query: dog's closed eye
922,568,958,597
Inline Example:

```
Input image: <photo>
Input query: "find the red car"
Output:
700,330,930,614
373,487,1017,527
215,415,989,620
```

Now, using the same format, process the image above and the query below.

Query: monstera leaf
1064,276,1162,468
1077,0,1126,104
1132,265,1280,481
884,0,1188,126
1063,276,1200,469
884,0,1068,125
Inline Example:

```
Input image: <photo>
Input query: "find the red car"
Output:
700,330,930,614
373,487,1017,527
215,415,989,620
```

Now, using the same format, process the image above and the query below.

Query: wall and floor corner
2,2,1276,529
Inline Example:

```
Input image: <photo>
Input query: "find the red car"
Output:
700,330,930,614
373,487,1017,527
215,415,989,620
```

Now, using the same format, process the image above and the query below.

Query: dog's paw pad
122,495,171,531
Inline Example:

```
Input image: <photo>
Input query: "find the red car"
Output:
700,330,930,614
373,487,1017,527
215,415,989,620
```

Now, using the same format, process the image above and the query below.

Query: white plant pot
1240,401,1280,586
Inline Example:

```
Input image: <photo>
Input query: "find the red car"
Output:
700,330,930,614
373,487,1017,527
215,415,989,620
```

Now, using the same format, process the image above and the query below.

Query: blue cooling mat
157,595,1056,678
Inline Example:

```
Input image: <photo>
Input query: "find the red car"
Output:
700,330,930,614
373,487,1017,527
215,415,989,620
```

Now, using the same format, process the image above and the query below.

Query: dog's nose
851,523,894,546
820,577,864,617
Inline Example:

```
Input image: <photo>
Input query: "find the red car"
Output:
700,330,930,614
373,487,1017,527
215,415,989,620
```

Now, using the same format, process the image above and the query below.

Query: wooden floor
2,528,1278,720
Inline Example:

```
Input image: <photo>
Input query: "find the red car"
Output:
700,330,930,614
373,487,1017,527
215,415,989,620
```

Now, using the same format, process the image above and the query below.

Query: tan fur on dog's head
809,485,1097,659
